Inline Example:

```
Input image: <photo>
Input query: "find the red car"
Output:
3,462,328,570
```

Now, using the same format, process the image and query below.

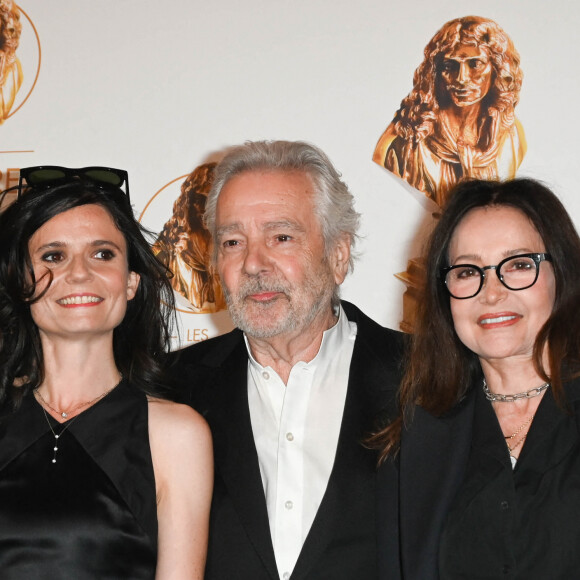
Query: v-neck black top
0,380,157,579
439,380,580,579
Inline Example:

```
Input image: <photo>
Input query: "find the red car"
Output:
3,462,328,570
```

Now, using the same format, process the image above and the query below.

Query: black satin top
0,380,158,579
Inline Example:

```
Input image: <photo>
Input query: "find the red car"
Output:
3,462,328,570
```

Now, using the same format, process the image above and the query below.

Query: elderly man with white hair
173,140,404,580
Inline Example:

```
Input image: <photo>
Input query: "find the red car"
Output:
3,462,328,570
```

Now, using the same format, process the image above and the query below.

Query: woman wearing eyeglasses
0,168,213,579
372,178,580,580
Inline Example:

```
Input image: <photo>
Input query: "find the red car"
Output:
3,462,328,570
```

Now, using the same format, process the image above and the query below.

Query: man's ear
330,234,351,285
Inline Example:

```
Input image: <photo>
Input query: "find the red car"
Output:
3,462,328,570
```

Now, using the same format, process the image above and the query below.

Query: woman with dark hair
0,167,212,579
373,178,580,580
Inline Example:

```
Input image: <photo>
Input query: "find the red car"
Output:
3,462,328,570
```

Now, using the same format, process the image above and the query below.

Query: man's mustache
236,276,290,300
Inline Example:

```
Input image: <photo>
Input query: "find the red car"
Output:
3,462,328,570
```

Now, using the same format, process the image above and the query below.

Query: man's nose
242,241,271,276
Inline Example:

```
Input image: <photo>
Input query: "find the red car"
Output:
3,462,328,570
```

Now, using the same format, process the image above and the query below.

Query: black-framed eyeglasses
18,166,130,202
441,253,553,299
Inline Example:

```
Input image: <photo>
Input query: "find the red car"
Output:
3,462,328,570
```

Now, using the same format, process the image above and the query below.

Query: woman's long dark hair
370,178,580,461
0,180,176,406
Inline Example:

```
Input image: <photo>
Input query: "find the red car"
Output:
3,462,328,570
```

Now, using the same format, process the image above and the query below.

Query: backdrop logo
2,2,41,124
372,16,527,333
140,163,227,316
373,15,525,207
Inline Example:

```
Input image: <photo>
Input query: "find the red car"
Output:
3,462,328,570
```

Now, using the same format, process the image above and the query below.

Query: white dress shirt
246,306,357,579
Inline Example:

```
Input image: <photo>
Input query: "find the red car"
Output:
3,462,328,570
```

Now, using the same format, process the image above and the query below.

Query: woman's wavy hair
0,180,176,406
370,178,580,461
392,16,522,143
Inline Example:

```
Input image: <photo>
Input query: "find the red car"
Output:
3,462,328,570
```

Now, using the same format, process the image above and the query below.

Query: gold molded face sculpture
152,163,227,314
373,15,526,207
0,0,22,123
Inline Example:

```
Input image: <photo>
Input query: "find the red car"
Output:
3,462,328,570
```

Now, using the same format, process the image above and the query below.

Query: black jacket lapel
204,338,279,579
291,302,403,579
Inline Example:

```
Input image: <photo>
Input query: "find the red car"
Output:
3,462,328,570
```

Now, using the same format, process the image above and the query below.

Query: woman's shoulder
147,396,210,440
146,397,213,502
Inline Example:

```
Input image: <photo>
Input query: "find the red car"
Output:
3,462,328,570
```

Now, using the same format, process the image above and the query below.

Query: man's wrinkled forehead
217,170,316,213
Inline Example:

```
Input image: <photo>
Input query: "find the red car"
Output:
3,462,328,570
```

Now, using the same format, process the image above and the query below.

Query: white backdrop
3,0,579,348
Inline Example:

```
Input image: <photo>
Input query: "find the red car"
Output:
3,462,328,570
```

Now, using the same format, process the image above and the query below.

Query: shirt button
262,371,270,380
286,432,294,441
283,573,290,580
500,501,509,510
285,500,293,510
502,564,511,574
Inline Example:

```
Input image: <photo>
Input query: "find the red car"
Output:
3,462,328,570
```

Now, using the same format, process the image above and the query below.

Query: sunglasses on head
18,166,130,202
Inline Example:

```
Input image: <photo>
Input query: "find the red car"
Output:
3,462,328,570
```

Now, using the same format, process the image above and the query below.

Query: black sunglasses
18,166,130,202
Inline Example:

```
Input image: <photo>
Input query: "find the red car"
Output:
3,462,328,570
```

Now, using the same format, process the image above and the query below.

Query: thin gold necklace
34,375,122,419
504,414,535,440
36,375,123,464
507,434,528,455
504,414,535,467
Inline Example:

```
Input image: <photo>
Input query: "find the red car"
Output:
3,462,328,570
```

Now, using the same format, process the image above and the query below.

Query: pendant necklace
40,407,81,464
35,376,123,463
504,414,535,440
504,414,535,469
34,379,120,419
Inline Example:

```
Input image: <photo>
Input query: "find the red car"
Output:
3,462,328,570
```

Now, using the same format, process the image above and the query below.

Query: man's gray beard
223,273,335,340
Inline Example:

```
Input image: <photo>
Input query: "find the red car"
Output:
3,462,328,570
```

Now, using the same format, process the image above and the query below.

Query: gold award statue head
152,162,226,314
0,0,22,123
373,16,526,206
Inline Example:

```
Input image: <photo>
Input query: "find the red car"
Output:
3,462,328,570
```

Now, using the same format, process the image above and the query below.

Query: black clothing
440,383,580,579
0,380,157,579
378,377,580,580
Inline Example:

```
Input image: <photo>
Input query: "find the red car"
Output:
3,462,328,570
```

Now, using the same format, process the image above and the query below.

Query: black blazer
172,301,404,580
379,377,580,580
377,387,476,580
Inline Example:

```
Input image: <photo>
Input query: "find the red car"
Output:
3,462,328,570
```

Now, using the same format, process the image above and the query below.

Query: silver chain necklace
483,378,550,403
